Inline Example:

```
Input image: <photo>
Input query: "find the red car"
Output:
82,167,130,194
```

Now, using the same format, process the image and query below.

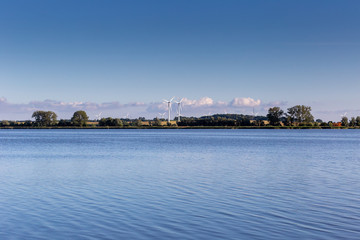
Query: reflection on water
0,129,360,239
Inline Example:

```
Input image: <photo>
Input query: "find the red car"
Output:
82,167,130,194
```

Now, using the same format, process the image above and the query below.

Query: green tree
71,110,89,127
99,117,123,127
99,117,108,126
23,121,33,127
341,116,349,127
1,120,10,127
58,119,72,126
105,117,114,126
356,116,360,126
286,105,314,125
132,119,142,127
349,117,356,127
113,118,123,127
267,107,284,126
32,111,57,126
152,118,162,126
286,107,296,126
320,122,328,127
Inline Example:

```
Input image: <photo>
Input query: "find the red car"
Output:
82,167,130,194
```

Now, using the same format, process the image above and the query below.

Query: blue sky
1,0,359,120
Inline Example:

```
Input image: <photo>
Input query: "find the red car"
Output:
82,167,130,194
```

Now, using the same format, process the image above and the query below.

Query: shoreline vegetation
1,126,359,129
1,105,360,129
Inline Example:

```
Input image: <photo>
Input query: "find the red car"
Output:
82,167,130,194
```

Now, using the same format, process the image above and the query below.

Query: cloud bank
0,96,282,120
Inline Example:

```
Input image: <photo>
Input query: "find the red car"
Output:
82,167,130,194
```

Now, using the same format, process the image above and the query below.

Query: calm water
0,129,360,239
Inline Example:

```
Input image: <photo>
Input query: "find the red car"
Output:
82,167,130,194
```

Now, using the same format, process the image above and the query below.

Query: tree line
1,105,360,128
267,105,360,127
0,110,163,127
267,105,314,126
3,110,91,127
339,116,360,127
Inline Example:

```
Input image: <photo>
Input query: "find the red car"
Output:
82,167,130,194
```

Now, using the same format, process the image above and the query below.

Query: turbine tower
163,97,174,123
175,98,184,122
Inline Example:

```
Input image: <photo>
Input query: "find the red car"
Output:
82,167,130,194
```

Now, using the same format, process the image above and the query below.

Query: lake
0,129,359,239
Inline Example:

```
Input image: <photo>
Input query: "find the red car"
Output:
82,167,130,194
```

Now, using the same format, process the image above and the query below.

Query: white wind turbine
341,112,347,118
252,108,260,126
175,98,184,122
163,97,174,123
124,113,130,119
95,112,102,121
252,108,259,116
158,112,166,119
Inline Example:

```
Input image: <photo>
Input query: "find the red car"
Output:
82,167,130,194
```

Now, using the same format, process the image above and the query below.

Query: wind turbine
175,98,184,122
95,112,102,121
341,112,347,118
124,113,130,119
252,108,259,117
163,97,174,123
158,112,166,119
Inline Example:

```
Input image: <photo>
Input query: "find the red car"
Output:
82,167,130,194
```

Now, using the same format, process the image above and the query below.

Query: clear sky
1,0,359,120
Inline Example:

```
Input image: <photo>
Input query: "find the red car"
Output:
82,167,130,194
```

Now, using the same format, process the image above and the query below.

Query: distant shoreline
0,126,358,130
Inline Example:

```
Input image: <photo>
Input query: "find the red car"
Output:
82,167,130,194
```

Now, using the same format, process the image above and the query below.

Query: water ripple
1,129,360,239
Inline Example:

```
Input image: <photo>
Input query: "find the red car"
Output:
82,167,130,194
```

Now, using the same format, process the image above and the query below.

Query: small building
333,122,342,127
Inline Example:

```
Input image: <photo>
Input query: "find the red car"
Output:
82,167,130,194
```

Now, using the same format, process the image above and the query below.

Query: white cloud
182,97,214,107
230,97,261,107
